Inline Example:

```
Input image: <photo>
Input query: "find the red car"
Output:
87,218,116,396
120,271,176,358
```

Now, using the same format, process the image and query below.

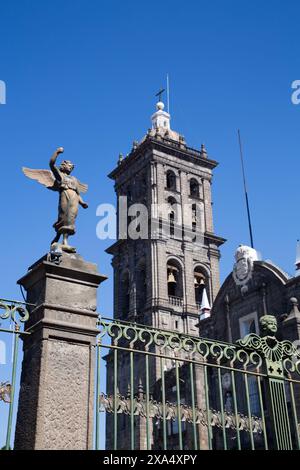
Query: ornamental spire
151,99,171,131
199,287,211,320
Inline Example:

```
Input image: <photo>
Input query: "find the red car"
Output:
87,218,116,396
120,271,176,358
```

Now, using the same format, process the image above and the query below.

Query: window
159,218,163,238
192,204,197,233
167,260,183,298
192,204,197,220
166,170,176,191
167,267,177,296
167,196,181,239
194,267,207,305
239,313,261,416
190,179,200,198
239,312,259,338
169,211,175,238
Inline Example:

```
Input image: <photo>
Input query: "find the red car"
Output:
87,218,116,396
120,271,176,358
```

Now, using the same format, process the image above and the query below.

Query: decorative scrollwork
237,314,300,375
98,316,300,378
99,393,263,434
237,334,300,364
98,318,260,371
0,382,11,403
0,299,30,325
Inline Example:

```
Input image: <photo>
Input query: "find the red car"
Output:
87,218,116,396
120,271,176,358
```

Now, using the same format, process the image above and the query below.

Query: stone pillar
203,177,214,233
14,252,107,450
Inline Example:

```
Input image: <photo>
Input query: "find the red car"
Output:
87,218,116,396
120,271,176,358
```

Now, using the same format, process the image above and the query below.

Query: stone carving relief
233,245,259,294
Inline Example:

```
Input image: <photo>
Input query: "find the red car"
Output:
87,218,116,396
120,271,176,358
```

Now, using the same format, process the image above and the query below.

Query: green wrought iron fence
0,299,30,450
1,301,299,451
95,316,300,451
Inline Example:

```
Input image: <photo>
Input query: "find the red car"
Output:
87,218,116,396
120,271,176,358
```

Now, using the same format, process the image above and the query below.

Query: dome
156,101,165,111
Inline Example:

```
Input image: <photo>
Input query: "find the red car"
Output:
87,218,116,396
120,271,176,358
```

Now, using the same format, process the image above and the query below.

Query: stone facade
105,102,225,449
107,115,225,331
202,249,300,443
205,257,300,344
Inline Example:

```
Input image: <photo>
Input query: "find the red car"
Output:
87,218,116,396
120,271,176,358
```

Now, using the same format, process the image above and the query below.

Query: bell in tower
167,267,177,297
194,271,206,304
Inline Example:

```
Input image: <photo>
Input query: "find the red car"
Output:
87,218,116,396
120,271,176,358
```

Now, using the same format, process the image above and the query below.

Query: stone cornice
204,231,227,247
18,258,107,290
108,136,218,180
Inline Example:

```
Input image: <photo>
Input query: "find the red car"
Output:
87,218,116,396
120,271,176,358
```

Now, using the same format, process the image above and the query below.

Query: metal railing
0,299,30,450
95,316,300,450
1,299,300,451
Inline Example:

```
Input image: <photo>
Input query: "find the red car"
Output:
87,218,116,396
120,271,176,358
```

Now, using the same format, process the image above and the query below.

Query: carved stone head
259,315,278,337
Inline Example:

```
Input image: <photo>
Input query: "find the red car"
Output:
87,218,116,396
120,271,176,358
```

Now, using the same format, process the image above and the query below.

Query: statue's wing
77,179,88,194
22,168,57,190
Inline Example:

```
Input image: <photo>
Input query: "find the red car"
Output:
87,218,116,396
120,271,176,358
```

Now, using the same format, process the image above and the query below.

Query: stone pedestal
14,252,107,450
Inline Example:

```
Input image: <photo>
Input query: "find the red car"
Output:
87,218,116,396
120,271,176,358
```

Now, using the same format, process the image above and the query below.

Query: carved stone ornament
233,245,258,288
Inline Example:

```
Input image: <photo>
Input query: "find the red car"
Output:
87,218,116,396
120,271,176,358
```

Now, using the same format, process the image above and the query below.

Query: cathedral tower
105,99,225,449
107,99,225,333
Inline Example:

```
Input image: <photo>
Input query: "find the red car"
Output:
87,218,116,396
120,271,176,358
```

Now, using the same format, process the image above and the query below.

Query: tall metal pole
238,129,254,249
167,73,170,114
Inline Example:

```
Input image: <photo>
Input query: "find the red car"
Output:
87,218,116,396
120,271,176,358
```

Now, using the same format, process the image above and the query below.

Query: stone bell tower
107,99,225,333
105,98,225,450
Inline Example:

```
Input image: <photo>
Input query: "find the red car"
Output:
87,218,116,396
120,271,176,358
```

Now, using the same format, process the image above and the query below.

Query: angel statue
22,147,88,253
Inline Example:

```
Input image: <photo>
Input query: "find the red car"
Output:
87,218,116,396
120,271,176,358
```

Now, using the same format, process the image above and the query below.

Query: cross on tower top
155,88,165,102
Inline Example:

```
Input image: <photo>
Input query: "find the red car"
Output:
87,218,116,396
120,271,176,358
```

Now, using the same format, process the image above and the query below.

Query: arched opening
167,196,177,238
194,266,209,306
190,178,200,198
167,259,183,300
169,211,175,238
166,170,176,191
192,203,197,233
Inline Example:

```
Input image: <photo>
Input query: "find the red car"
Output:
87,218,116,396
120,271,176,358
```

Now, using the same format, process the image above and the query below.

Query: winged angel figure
22,147,88,253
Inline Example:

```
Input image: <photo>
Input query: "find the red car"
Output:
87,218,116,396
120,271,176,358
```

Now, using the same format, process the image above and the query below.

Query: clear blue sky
1,0,300,303
0,0,300,449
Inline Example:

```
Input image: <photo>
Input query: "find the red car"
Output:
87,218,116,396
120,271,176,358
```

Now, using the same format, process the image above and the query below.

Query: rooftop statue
22,147,88,253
